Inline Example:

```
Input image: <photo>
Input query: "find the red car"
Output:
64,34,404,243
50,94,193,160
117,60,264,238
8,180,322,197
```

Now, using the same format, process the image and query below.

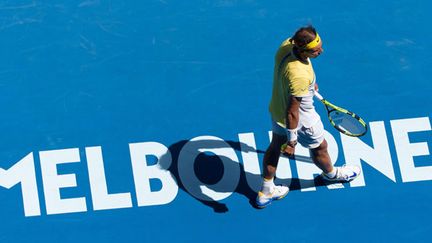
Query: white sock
261,177,275,195
325,168,337,178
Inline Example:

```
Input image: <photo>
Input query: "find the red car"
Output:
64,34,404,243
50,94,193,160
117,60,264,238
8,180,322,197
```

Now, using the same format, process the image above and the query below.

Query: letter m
0,153,41,217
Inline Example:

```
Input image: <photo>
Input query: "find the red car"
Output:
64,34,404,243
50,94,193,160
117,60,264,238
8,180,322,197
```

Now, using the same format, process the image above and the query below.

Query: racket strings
329,110,367,136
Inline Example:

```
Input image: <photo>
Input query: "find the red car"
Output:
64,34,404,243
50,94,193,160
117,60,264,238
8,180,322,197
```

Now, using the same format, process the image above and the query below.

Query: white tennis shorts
271,119,325,149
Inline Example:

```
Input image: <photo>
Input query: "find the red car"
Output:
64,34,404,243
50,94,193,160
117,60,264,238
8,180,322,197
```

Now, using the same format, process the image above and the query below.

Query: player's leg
256,122,289,208
262,132,285,179
298,121,361,182
310,140,360,182
310,139,333,173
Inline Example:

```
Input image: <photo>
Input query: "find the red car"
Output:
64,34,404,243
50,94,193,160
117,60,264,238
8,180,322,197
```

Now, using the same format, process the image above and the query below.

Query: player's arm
285,76,309,146
285,95,301,146
286,96,301,129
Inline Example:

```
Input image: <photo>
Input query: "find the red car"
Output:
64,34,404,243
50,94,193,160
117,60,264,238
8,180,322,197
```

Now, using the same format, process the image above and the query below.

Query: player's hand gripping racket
315,91,368,137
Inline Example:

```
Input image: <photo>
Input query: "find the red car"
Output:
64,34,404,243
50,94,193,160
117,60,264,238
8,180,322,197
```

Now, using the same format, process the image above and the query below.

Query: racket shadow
159,139,339,213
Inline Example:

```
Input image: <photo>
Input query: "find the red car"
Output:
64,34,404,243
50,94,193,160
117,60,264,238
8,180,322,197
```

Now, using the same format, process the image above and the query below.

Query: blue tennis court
0,1,431,242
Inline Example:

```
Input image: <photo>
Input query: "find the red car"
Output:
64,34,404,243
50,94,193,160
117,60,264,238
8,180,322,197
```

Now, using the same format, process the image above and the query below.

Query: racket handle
314,91,324,101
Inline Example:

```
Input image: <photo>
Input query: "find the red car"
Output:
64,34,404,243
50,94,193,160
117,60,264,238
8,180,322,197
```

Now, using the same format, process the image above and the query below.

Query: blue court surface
1,1,431,242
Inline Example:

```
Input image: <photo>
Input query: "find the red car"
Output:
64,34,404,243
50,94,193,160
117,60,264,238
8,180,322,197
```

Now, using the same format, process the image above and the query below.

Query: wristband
286,128,298,142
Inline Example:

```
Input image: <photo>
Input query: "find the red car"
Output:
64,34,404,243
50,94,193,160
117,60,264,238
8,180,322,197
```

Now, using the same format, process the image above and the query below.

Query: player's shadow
158,139,336,213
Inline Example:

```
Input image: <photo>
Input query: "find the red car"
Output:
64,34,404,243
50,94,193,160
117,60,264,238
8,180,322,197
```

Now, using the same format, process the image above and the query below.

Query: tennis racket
315,91,368,137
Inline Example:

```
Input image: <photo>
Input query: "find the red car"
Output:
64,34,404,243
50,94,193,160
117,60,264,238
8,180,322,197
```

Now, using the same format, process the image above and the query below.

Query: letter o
178,136,240,201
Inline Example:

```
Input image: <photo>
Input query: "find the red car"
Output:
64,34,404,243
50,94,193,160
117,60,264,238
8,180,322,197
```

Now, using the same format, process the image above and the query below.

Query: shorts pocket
302,126,314,136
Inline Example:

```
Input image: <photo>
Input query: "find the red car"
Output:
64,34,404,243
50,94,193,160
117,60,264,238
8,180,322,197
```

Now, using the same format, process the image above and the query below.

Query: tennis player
256,26,361,208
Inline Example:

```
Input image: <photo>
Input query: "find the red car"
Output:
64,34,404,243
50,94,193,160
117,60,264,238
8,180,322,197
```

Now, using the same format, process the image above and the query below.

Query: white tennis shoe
255,185,289,208
321,165,361,182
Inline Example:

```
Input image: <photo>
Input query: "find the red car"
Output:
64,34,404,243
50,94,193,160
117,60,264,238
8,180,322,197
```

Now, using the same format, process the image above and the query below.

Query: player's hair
292,25,317,49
